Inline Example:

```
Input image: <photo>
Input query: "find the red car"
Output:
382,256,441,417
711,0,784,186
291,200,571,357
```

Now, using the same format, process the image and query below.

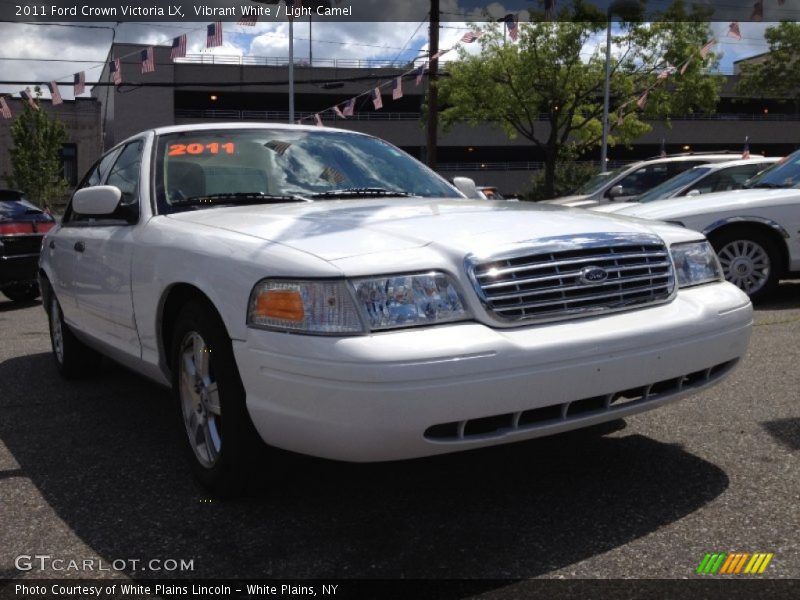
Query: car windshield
573,169,622,195
155,129,461,212
636,167,711,203
744,150,800,189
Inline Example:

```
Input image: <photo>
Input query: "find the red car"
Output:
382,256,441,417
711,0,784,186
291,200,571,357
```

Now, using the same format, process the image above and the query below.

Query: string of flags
0,2,773,122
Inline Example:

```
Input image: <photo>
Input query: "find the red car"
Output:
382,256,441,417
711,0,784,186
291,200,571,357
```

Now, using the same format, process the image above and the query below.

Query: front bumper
0,253,40,286
234,282,752,462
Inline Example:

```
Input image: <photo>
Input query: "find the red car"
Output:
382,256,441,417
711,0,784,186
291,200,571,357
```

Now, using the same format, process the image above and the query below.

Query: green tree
7,87,68,211
438,0,722,198
737,21,800,115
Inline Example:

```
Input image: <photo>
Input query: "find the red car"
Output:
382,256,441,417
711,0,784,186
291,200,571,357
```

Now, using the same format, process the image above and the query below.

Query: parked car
0,190,56,303
611,150,800,300
39,124,752,495
547,153,758,208
594,157,780,213
477,186,504,200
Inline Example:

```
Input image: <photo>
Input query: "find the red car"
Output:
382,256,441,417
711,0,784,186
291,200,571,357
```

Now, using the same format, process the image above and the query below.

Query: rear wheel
2,283,40,303
48,294,100,379
171,300,260,497
710,229,782,301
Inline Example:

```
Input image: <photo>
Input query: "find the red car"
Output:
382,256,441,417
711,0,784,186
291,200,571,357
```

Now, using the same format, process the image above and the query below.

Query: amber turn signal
253,290,305,322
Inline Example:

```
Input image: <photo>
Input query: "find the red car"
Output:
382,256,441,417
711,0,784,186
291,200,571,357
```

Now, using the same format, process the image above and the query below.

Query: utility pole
426,0,440,169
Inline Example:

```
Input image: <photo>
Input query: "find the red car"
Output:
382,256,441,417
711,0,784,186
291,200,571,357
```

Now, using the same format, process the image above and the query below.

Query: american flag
699,39,716,60
372,87,383,110
73,72,85,96
170,35,187,60
0,97,11,119
751,0,763,22
728,22,742,40
109,59,122,85
319,166,345,185
314,113,323,126
544,0,556,21
636,89,649,109
20,88,38,110
333,104,346,119
392,76,403,101
430,48,450,61
207,22,223,48
461,31,481,44
504,14,519,41
343,98,356,117
48,81,63,105
141,47,155,74
680,58,692,75
657,65,675,80
238,14,258,26
742,136,751,159
415,63,427,86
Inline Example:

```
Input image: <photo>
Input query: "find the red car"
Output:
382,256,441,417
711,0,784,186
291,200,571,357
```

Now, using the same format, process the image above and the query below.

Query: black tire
3,282,40,303
47,294,101,379
709,228,783,301
170,300,261,498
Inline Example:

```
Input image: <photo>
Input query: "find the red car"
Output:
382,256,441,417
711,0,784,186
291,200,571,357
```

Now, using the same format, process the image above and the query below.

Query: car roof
147,122,367,137
690,157,781,171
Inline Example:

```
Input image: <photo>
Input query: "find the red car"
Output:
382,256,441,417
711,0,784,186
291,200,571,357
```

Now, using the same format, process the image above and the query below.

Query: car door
48,150,120,323
70,140,144,356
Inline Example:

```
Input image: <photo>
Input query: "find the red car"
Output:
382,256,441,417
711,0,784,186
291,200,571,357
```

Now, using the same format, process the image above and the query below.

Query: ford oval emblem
580,266,609,285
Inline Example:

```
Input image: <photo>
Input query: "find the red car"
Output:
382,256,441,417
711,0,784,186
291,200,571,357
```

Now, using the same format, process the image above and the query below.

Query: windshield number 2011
168,142,235,156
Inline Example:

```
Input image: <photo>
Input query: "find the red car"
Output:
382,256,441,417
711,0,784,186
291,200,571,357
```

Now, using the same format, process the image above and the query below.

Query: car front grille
467,234,675,324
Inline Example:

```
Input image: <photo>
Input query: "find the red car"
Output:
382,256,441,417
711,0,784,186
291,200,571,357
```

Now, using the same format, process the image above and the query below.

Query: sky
0,19,773,101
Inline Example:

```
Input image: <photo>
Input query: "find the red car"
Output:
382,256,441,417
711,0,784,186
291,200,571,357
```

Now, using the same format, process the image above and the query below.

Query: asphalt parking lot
1,282,798,584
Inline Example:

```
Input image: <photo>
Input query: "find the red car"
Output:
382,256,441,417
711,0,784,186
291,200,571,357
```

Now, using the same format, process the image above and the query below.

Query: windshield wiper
309,187,414,199
171,192,310,208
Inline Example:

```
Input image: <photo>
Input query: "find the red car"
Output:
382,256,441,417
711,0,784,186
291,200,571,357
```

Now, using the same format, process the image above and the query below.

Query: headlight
351,272,469,331
248,279,364,334
671,241,723,288
248,272,470,334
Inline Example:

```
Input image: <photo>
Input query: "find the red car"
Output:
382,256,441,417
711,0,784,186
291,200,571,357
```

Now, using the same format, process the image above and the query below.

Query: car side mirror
685,189,701,197
452,177,480,199
72,186,122,216
608,185,625,199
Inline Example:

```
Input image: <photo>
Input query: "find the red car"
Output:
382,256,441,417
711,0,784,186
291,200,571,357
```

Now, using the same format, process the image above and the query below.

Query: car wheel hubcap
51,297,64,364
717,240,770,295
179,331,222,469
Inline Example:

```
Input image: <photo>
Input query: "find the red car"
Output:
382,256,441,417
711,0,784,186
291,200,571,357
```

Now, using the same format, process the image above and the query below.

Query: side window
613,164,670,197
692,165,764,195
65,148,123,224
668,161,704,178
105,142,143,208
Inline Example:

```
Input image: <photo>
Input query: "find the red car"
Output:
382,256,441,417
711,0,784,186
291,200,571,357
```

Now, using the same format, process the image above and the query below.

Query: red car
0,190,56,303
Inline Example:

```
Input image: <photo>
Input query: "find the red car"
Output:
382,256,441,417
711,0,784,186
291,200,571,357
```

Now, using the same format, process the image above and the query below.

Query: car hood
543,195,593,206
165,198,696,262
592,202,639,213
612,188,800,220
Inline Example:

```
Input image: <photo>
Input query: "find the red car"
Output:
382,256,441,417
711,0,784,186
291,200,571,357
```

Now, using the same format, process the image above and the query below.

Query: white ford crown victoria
39,124,753,495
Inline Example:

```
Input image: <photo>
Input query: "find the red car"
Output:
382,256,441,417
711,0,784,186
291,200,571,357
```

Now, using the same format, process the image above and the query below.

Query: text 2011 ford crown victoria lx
39,124,753,495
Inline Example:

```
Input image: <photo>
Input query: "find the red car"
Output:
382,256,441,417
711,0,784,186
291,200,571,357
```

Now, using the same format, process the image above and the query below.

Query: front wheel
47,294,100,379
171,300,261,497
2,282,40,303
710,229,782,301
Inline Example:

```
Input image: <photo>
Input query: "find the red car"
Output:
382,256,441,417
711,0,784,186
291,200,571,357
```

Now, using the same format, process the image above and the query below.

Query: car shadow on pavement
761,417,800,451
0,352,730,580
0,298,41,313
756,280,800,311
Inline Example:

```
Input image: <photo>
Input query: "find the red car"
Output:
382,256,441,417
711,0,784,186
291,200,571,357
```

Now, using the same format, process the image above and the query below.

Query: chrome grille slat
467,235,675,324
485,273,672,301
479,261,672,290
474,251,669,279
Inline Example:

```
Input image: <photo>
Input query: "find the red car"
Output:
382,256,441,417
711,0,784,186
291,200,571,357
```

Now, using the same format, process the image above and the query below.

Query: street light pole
288,15,295,123
600,19,612,170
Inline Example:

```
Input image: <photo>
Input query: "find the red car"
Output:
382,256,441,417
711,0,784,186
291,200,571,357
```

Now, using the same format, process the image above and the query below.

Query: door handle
74,241,85,253
49,240,55,249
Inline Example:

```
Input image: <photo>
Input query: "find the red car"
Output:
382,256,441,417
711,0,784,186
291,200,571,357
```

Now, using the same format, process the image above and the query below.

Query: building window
60,144,78,186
